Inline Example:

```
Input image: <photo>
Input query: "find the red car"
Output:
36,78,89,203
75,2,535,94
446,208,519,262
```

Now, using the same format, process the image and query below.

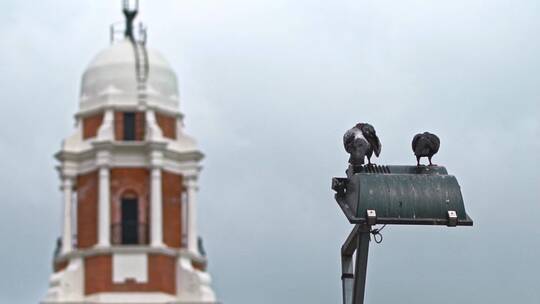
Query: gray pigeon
412,132,440,166
343,123,382,166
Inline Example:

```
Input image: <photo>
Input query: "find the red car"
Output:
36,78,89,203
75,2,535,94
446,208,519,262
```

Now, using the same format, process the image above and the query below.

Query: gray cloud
0,0,538,303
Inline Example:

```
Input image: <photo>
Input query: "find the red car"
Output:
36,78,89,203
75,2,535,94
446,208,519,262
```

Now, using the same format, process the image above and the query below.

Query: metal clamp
332,177,348,193
366,210,377,226
447,210,458,227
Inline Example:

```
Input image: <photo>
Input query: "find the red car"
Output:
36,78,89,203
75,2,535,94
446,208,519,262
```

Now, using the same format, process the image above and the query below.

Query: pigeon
198,237,207,257
412,132,440,166
343,123,382,166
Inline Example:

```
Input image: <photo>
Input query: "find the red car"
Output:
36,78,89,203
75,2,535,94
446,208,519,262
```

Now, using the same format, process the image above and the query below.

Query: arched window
111,190,148,246
121,193,139,245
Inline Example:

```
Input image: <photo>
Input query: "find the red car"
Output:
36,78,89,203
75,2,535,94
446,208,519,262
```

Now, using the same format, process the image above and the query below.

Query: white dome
88,40,172,68
80,40,179,112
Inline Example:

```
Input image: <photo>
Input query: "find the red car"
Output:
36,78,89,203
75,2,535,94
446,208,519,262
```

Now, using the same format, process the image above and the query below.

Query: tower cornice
53,246,208,267
55,142,203,176
76,100,184,120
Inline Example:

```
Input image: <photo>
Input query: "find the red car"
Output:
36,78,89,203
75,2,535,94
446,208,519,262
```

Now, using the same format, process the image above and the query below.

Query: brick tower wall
162,171,183,248
110,168,150,245
84,254,176,295
82,113,104,139
77,171,99,248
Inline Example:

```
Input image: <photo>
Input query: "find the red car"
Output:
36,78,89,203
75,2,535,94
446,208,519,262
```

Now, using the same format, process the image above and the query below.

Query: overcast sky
0,0,539,303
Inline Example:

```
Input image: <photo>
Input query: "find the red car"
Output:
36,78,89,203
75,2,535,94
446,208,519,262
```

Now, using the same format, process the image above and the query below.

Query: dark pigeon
343,123,382,166
412,132,440,166
198,236,207,257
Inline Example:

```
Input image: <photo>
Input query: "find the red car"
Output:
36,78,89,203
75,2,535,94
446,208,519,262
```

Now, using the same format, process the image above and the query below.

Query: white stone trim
145,110,164,141
42,257,84,303
177,257,217,303
183,176,199,255
57,142,203,170
61,177,74,254
82,292,177,304
54,246,206,264
77,94,180,118
98,166,111,247
97,109,115,140
150,163,164,247
112,253,148,284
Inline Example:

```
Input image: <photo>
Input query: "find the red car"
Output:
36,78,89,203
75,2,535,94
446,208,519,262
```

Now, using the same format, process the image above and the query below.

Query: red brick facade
82,113,104,139
76,168,184,247
84,254,176,295
74,166,185,294
162,171,183,248
77,171,99,248
110,168,150,245
156,113,177,139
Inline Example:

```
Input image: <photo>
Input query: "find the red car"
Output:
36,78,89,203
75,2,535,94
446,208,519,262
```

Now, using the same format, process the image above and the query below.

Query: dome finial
110,0,146,44
123,0,139,40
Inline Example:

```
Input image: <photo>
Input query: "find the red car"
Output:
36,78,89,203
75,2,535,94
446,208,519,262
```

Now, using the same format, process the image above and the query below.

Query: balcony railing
111,223,149,245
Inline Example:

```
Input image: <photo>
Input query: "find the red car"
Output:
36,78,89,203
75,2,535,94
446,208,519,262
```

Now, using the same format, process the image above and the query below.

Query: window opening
121,198,139,244
123,112,136,141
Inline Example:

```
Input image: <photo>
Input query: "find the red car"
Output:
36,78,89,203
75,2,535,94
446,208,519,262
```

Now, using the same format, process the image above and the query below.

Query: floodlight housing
332,165,473,227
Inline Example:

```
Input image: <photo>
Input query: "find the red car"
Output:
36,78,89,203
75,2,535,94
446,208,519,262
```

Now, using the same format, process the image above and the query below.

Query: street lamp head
333,125,473,304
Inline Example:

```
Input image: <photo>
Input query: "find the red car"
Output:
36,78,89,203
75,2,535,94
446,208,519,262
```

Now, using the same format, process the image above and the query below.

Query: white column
145,110,163,141
97,109,114,140
150,167,164,247
61,177,74,254
185,177,199,254
98,167,111,247
181,191,188,248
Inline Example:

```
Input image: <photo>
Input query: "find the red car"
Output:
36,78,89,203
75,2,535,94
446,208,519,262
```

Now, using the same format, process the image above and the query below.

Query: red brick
83,113,104,139
156,113,177,139
162,171,183,248
84,254,176,295
115,112,145,141
77,171,98,248
110,168,150,245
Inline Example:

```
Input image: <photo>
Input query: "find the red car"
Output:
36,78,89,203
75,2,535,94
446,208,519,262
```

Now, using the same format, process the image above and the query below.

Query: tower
42,2,217,303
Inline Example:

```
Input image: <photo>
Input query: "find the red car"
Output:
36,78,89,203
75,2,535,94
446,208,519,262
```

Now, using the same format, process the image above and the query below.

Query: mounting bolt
447,210,458,227
366,209,377,226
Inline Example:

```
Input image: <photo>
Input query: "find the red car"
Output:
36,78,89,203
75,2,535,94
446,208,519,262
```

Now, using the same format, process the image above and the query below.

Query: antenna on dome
110,0,146,44
123,0,139,40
